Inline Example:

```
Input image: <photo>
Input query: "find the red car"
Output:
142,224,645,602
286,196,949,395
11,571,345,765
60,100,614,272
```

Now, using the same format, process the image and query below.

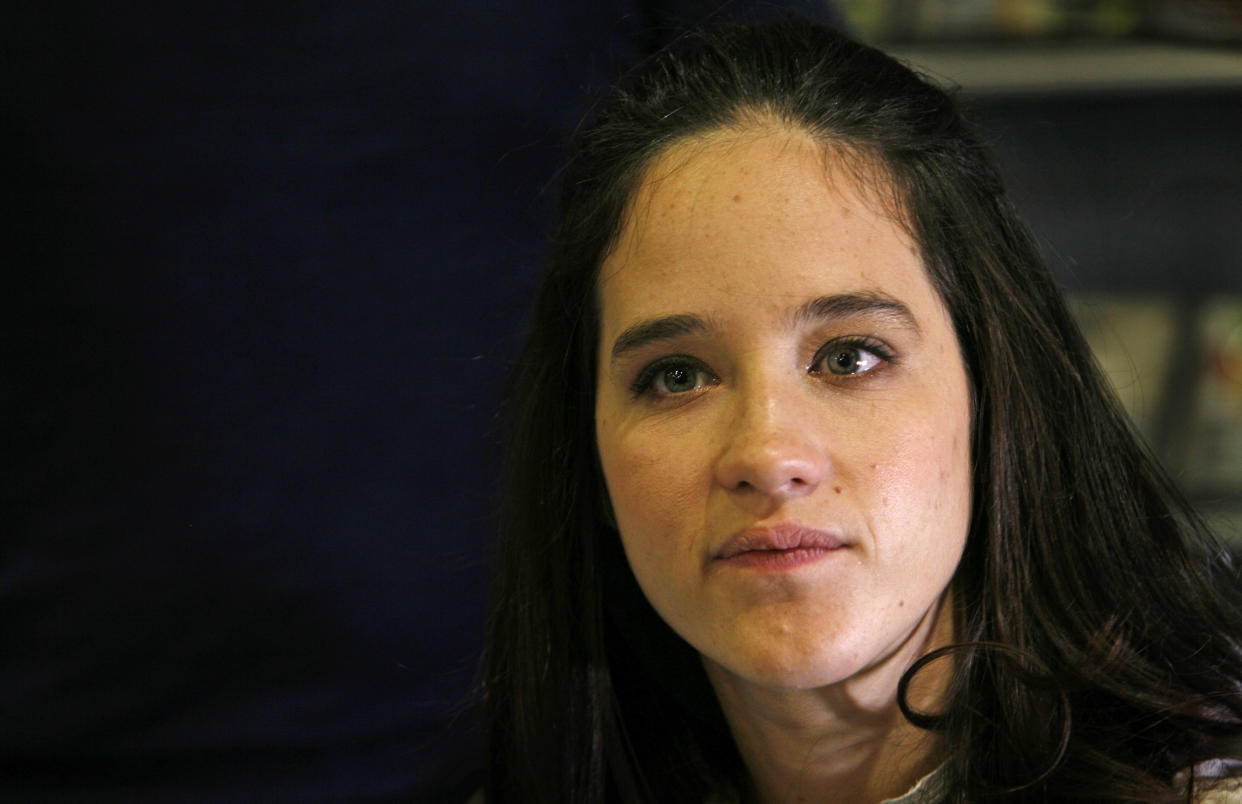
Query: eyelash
629,337,894,399
630,355,716,398
810,336,894,378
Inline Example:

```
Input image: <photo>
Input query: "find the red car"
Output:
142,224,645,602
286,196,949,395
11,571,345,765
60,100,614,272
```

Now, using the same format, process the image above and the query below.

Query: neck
704,594,956,804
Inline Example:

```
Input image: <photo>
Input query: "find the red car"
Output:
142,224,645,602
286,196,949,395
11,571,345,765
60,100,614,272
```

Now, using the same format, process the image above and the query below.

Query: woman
482,18,1242,803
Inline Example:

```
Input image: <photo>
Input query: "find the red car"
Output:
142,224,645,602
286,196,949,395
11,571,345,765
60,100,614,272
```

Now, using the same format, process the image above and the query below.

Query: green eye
814,339,890,376
632,356,716,398
655,366,702,393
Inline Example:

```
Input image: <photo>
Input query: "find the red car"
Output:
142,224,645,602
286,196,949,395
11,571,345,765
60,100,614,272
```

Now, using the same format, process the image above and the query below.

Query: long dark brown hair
483,18,1242,803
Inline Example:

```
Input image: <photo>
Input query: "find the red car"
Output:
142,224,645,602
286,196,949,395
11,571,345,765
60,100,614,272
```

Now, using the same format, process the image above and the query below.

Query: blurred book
1069,294,1178,442
1070,294,1242,547
1184,297,1242,490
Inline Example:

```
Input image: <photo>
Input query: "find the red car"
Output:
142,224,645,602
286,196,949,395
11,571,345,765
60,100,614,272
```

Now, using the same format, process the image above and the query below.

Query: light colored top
1183,759,1242,804
880,764,948,803
881,759,1242,804
468,758,1242,803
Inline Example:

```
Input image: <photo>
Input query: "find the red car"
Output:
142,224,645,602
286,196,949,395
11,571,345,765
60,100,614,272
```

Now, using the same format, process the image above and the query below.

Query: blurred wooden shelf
886,41,1242,94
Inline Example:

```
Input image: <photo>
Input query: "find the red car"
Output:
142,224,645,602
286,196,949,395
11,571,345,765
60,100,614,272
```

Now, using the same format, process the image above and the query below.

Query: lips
715,523,845,561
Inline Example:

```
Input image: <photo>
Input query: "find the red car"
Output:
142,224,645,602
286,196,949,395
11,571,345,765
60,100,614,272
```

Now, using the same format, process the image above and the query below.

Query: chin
706,639,871,692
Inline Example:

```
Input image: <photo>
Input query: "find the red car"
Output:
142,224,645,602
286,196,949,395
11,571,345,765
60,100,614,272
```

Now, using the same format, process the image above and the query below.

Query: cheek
870,399,973,555
597,424,704,554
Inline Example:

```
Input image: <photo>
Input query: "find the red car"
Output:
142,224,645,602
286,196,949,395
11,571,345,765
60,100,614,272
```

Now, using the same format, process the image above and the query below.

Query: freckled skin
595,129,973,693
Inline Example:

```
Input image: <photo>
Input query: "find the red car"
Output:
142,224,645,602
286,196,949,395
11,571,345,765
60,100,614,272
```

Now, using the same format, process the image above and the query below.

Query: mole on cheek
732,194,742,202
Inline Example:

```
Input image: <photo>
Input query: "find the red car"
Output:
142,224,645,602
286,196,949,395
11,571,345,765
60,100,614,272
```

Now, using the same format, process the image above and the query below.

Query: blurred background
2,1,1238,801
839,0,1242,545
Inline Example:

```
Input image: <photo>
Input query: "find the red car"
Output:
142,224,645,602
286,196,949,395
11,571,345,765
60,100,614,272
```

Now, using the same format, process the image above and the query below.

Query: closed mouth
715,523,845,561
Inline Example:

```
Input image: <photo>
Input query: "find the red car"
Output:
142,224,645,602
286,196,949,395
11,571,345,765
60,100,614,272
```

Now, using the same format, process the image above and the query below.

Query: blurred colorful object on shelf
840,0,1242,41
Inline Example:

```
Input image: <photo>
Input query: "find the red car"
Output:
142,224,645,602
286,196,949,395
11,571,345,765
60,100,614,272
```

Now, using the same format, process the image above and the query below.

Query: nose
713,386,829,500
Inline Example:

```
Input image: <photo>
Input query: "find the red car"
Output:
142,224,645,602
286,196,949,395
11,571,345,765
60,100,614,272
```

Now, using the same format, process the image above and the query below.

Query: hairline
592,112,924,313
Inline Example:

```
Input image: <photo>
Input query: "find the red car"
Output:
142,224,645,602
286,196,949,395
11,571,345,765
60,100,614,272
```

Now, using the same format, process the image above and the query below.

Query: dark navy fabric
2,2,841,800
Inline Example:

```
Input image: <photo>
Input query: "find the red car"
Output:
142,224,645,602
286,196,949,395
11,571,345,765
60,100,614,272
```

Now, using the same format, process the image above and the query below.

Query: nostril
719,460,826,498
713,427,829,498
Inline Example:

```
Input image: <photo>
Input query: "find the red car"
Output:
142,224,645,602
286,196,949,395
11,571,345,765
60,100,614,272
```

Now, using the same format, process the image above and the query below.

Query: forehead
597,128,934,331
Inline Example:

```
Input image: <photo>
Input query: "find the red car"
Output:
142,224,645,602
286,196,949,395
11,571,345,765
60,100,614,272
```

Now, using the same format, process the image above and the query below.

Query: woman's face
594,129,973,691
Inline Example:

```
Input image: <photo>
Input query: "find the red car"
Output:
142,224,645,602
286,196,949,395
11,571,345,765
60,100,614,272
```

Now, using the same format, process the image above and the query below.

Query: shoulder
881,764,948,804
1187,758,1242,803
1199,781,1242,804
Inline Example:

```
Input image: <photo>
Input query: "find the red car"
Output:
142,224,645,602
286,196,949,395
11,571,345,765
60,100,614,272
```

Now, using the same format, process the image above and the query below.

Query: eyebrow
610,313,710,363
791,292,920,334
609,291,920,365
